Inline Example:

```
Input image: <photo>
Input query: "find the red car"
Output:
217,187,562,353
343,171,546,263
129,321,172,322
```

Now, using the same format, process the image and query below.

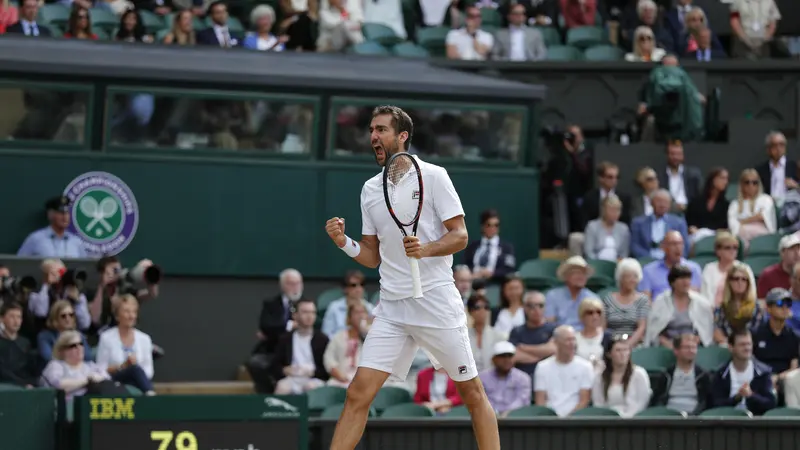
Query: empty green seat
381,402,434,417
748,234,781,258
696,346,731,371
631,347,676,372
479,8,501,27
505,405,558,417
89,8,118,33
308,386,347,414
363,22,403,46
444,405,471,417
699,407,752,417
321,404,377,419
572,406,619,417
763,407,800,417
584,45,624,61
316,288,343,314
519,259,561,291
545,45,582,61
636,406,687,417
693,236,716,258
534,26,560,46
566,26,605,49
372,387,413,413
38,4,70,27
484,284,501,308
350,41,391,56
392,41,429,58
139,10,165,34
416,26,449,57
745,256,779,278
587,259,617,280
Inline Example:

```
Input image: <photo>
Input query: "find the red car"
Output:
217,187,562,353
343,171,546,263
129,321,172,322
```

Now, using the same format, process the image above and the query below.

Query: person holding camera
28,259,91,332
17,196,88,259
87,256,160,336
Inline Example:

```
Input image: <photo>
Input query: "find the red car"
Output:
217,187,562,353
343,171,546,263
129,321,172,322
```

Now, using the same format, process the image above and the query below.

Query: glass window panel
107,90,316,154
330,103,525,162
0,85,89,144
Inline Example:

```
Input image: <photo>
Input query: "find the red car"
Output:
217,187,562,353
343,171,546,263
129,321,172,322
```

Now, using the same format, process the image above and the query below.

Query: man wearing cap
17,196,88,259
752,288,799,393
544,256,597,330
639,231,702,299
757,235,800,299
479,341,532,417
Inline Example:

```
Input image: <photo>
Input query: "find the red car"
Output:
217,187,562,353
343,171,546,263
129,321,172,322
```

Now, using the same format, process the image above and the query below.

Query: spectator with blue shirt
630,189,690,259
18,196,88,259
544,256,597,330
320,270,373,337
640,231,702,299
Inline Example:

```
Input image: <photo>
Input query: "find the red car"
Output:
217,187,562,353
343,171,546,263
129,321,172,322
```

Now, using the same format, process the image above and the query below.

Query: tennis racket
383,152,424,299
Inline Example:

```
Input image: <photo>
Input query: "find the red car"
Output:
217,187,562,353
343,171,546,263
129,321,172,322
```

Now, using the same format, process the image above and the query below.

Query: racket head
382,152,424,229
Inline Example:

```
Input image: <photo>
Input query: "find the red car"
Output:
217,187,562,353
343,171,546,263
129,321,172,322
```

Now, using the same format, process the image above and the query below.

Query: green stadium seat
763,407,800,417
89,8,118,33
506,405,558,417
391,41,429,57
0,383,24,391
545,45,582,61
699,407,753,417
316,288,343,313
444,405,471,417
372,387,413,413
204,16,244,33
587,259,617,280
349,41,391,56
484,284,501,308
571,406,620,417
696,346,731,371
745,256,779,278
691,256,716,269
586,275,613,292
534,26,560,46
693,236,716,258
321,404,378,418
308,386,347,414
139,10,166,34
636,406,687,417
46,25,63,38
416,26,449,57
583,45,624,61
748,234,781,258
631,347,676,372
381,402,434,417
565,26,605,49
38,4,70,27
125,385,143,396
519,259,561,291
479,8,501,27
363,22,403,46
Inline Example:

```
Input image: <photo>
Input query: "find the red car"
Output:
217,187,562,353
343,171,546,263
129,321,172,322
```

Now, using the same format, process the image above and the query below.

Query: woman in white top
323,303,368,387
41,330,111,400
625,26,666,62
700,231,755,307
493,275,525,335
575,297,607,371
591,336,651,417
728,169,776,247
467,294,507,372
96,294,155,395
645,265,714,347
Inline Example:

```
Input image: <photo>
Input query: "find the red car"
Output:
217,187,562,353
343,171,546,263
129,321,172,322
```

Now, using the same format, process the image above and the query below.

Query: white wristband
340,236,361,258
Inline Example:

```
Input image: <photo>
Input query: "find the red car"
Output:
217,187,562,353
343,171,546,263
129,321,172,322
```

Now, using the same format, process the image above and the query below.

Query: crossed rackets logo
74,191,123,238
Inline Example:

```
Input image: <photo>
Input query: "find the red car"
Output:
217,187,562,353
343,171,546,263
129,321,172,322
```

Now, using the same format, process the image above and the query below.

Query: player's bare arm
404,215,468,259
326,217,381,268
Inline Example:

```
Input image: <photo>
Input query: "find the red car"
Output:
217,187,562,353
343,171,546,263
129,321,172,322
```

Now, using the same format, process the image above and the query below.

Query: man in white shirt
534,325,594,416
709,329,776,415
756,131,797,205
446,6,494,61
325,105,500,450
656,140,702,213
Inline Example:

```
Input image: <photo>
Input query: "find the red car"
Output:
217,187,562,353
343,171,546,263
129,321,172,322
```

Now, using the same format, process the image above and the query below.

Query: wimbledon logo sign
63,172,139,256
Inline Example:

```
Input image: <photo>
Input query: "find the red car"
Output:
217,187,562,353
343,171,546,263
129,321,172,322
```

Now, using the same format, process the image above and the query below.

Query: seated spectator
268,299,329,394
627,0,674,52
468,294,507,373
534,325,594,417
40,330,112,400
677,8,721,51
602,258,650,348
639,231,702,299
17,196,87,258
95,295,155,395
757,235,800,298
0,302,39,387
729,0,780,60
683,27,725,61
463,209,516,283
508,291,556,377
664,0,701,46
197,1,242,47
279,0,318,51
583,195,630,261
546,257,597,330
415,366,462,415
37,300,92,363
714,263,764,346
625,26,666,62
162,9,196,44
243,5,287,51
728,169,776,248
362,0,406,41
446,6,493,61
700,232,754,307
779,163,800,235
559,0,596,29
29,258,91,331
581,162,633,230
653,334,711,415
321,270,373,337
630,190,690,259
686,168,730,246
323,303,368,388
591,336,651,417
645,265,714,348
6,0,51,37
491,3,546,61
756,131,796,206
63,7,99,40
493,275,526,335
785,263,800,333
454,265,474,304
317,0,364,52
752,289,799,391
709,329,776,415
255,268,304,354
115,9,153,43
657,140,703,215
630,167,660,218
480,341,532,417
575,297,609,370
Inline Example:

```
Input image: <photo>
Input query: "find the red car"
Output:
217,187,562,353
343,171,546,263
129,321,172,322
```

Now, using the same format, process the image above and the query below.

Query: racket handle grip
409,258,423,299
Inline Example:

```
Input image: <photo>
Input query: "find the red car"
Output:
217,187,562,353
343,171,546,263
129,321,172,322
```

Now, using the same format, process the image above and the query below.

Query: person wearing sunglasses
700,231,754,308
321,270,374,337
37,300,92,364
713,262,764,347
752,288,799,395
625,26,666,62
41,330,111,400
727,168,776,248
575,297,609,371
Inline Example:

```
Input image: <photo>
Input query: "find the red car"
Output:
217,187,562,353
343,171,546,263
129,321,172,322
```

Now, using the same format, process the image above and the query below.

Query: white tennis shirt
361,155,465,302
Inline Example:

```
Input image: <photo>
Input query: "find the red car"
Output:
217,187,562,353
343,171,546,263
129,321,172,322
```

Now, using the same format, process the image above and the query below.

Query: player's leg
413,325,500,450
329,317,417,450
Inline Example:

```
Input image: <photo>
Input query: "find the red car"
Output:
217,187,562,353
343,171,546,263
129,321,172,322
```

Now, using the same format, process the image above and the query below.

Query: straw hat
556,256,594,281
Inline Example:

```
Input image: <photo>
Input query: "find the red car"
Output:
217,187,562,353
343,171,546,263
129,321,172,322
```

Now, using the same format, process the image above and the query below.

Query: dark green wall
1,151,539,277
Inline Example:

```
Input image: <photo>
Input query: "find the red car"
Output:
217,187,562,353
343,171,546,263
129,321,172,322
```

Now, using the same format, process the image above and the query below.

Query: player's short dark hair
728,328,751,347
479,209,499,225
372,105,413,150
96,256,120,273
0,301,23,316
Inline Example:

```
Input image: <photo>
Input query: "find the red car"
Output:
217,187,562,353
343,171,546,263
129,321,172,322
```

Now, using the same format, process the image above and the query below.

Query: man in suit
630,189,690,258
580,161,632,228
684,27,726,61
268,299,330,394
196,1,242,47
664,0,697,47
491,3,547,61
657,140,703,213
756,131,797,205
463,209,516,282
5,0,51,37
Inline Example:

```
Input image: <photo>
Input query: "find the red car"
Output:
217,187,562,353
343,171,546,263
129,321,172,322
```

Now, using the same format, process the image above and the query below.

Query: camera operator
28,259,91,332
87,256,160,336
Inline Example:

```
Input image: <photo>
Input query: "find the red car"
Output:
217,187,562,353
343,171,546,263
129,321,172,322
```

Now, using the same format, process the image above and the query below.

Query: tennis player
324,106,500,450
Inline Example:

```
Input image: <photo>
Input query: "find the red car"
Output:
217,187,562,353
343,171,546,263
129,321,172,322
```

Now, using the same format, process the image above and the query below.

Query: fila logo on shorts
458,365,467,375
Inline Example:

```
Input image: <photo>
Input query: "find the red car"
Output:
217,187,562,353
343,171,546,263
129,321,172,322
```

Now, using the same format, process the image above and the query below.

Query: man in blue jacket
710,329,776,416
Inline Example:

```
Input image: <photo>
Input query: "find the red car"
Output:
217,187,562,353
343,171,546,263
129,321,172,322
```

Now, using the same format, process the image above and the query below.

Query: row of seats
632,345,728,373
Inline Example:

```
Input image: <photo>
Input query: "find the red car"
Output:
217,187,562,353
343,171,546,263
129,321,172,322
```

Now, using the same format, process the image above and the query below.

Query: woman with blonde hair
162,9,196,45
37,300,92,363
700,231,755,307
40,330,111,400
625,26,666,62
713,262,764,346
576,297,609,369
727,169,776,247
602,258,649,347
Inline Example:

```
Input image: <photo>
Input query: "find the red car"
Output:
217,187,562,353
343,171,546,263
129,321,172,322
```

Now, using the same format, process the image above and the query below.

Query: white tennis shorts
358,285,478,383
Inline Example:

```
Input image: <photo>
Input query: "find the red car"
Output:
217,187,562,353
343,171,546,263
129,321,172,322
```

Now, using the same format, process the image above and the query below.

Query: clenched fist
404,236,424,259
326,217,347,248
